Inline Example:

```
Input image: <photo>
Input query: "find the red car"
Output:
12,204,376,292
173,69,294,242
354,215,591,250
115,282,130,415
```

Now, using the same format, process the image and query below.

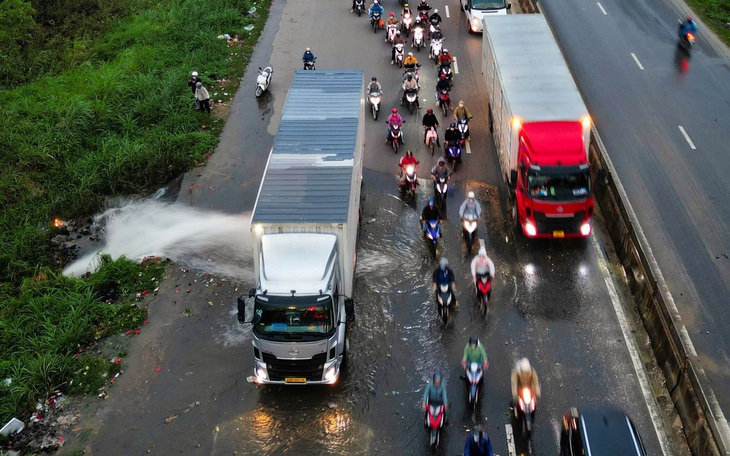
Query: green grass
0,0,270,426
687,0,730,45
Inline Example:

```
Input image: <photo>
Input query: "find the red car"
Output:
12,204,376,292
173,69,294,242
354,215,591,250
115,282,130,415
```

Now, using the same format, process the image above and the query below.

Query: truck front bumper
253,359,339,385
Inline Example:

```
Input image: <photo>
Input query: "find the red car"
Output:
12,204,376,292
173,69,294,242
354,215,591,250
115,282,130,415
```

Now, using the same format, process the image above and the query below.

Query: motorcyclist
367,76,382,95
417,0,432,15
462,336,488,371
453,100,473,122
386,12,399,42
401,3,413,32
679,15,698,38
401,73,421,109
429,25,444,44
428,8,442,37
433,257,458,308
422,371,448,414
369,0,384,20
385,108,405,143
420,197,442,235
444,122,460,150
422,108,440,144
404,52,419,71
302,48,316,68
412,18,425,47
471,247,495,301
435,74,451,109
464,425,493,456
511,357,541,406
459,191,482,220
398,150,419,185
351,0,364,12
437,48,453,67
392,30,406,65
431,157,451,187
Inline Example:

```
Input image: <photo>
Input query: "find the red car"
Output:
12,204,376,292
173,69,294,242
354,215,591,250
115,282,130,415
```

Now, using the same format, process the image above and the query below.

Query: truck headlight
580,222,591,236
324,363,338,384
525,220,537,237
255,366,268,383
471,17,480,31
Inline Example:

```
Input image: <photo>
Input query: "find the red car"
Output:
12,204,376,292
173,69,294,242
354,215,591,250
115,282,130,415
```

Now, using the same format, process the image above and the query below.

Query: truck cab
239,233,353,385
461,0,510,33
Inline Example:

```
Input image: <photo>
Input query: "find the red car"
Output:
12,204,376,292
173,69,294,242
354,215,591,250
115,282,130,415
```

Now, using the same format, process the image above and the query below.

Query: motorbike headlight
521,388,532,403
580,222,591,236
406,165,415,174
525,220,537,237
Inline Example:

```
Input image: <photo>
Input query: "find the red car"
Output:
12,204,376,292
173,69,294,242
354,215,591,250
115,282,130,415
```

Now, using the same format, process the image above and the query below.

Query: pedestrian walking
188,71,202,109
195,82,211,114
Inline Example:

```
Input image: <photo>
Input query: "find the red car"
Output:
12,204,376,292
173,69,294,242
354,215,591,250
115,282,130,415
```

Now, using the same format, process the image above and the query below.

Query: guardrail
588,127,730,456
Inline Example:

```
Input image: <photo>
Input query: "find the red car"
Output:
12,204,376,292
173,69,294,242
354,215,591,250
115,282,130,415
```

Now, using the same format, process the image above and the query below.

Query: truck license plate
285,377,306,383
553,230,565,238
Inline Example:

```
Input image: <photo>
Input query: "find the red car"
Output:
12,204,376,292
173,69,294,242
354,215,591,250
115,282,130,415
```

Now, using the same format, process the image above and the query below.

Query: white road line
453,57,459,75
505,424,517,456
445,5,450,18
597,2,608,15
590,236,672,456
630,53,644,70
466,142,472,154
678,125,696,149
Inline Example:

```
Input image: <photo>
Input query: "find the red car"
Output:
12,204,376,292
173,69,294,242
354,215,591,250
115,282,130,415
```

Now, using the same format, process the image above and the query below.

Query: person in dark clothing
464,426,493,456
422,108,440,144
420,198,442,232
188,71,202,109
444,122,459,150
433,257,458,308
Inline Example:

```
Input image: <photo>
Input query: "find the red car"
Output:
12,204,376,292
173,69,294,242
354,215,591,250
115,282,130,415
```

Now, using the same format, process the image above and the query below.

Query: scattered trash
165,415,178,424
248,6,257,14
155,367,162,373
244,25,255,32
134,329,140,335
3,378,11,387
327,402,337,409
0,417,25,437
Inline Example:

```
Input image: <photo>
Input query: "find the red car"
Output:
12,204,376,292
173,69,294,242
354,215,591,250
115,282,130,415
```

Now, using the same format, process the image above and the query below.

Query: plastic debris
0,417,25,436
165,414,178,424
156,367,162,373
248,6,257,14
244,25,255,31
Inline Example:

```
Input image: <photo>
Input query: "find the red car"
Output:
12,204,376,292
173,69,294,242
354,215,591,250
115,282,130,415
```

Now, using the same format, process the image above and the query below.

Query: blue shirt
369,4,384,17
464,435,493,456
423,381,448,405
432,267,455,285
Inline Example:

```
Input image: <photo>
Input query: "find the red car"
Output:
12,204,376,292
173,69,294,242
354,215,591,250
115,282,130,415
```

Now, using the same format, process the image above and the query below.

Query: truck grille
534,210,585,234
262,353,327,381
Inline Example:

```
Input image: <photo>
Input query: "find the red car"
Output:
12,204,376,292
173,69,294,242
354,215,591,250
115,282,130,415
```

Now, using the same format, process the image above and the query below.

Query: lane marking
597,2,608,15
505,424,517,456
466,142,472,154
445,5,450,18
590,236,671,455
453,57,459,75
678,125,696,149
630,53,644,70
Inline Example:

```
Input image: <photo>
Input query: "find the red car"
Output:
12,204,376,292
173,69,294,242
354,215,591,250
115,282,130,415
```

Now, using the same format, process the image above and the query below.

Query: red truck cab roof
520,121,586,166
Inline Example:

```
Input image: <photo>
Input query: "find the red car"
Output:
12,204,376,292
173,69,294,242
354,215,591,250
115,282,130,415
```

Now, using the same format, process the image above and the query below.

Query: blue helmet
433,371,442,384
428,198,435,206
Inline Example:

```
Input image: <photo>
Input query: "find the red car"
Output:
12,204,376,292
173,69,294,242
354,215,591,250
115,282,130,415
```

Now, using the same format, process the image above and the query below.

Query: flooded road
72,0,688,455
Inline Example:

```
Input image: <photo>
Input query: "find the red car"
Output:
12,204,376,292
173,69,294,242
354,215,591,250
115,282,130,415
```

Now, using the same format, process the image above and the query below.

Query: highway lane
76,1,684,454
540,0,730,418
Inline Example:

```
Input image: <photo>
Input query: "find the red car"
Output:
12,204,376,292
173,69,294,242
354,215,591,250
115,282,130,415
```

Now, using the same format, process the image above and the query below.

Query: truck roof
251,71,363,224
483,15,588,122
260,233,336,294
521,121,587,165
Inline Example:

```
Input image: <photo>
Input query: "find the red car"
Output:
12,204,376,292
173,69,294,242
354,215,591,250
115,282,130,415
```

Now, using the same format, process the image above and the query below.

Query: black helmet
433,371,442,384
372,76,377,81
449,122,456,128
469,336,478,346
407,74,413,80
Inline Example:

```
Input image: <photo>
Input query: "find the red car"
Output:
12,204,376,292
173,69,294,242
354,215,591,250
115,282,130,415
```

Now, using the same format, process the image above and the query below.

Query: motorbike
437,88,450,116
354,0,365,16
515,386,537,435
387,123,404,153
401,13,413,36
413,27,425,51
446,139,462,172
678,21,696,54
425,220,441,257
466,362,483,412
430,38,444,61
371,11,383,32
428,21,441,39
400,163,418,198
394,43,406,67
462,213,477,255
402,64,420,83
438,63,453,85
303,57,316,70
425,126,438,155
404,88,419,114
434,176,448,200
457,116,470,143
255,66,273,98
387,23,398,43
425,402,445,448
368,91,382,120
436,282,452,322
475,272,492,313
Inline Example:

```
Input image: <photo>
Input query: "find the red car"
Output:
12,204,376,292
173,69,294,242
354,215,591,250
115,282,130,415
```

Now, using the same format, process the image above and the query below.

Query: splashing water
63,200,253,281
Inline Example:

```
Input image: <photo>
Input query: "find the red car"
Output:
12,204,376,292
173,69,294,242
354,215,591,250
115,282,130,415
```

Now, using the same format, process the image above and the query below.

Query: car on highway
560,407,648,456
460,0,510,33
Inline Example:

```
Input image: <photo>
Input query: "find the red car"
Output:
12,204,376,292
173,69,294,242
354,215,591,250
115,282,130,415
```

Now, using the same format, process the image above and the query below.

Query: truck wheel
488,105,493,132
511,198,520,231
342,338,350,368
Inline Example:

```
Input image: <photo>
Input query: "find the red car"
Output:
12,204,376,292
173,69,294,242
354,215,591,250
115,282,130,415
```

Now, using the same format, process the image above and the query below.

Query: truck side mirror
247,288,256,298
509,169,518,188
507,3,512,10
237,295,251,324
345,298,355,323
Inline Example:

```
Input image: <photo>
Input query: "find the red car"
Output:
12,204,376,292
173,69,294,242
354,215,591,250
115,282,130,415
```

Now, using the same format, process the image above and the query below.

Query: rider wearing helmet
368,76,382,95
385,108,405,143
421,197,442,232
432,257,458,308
417,0,432,14
430,156,451,184
302,47,316,67
422,371,448,413
679,14,698,38
511,358,541,406
369,0,384,20
404,51,419,71
398,150,419,185
392,30,406,64
464,425,493,456
401,73,421,109
437,48,453,67
471,247,495,300
428,8,442,37
462,336,488,371
444,122,459,149
386,12,399,42
422,107,440,144
412,17,425,46
459,191,482,220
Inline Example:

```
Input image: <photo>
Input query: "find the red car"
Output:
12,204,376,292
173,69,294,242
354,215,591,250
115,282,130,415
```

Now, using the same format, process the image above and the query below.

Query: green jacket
463,342,487,365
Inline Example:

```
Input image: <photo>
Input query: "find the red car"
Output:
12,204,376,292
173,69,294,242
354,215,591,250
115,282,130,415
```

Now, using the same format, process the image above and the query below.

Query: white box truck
238,70,364,385
482,14,594,238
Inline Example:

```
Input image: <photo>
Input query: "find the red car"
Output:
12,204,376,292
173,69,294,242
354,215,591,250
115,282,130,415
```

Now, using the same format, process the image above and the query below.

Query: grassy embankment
686,0,730,45
0,0,269,426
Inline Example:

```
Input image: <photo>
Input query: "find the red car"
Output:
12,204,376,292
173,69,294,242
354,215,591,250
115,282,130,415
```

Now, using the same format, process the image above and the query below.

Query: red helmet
392,108,398,113
440,74,446,79
427,108,433,114
390,12,395,17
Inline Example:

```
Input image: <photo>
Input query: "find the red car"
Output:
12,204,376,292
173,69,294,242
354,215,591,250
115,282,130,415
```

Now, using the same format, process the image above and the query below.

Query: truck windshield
527,168,590,201
254,296,334,337
471,0,506,9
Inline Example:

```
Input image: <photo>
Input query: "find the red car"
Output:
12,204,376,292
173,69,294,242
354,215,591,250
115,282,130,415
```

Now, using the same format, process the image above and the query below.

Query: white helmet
478,247,487,258
518,358,531,374
434,8,439,13
468,191,475,199
191,71,198,77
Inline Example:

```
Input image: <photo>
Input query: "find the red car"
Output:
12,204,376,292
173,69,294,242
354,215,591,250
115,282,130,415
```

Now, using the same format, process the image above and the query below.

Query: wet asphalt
71,1,688,455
